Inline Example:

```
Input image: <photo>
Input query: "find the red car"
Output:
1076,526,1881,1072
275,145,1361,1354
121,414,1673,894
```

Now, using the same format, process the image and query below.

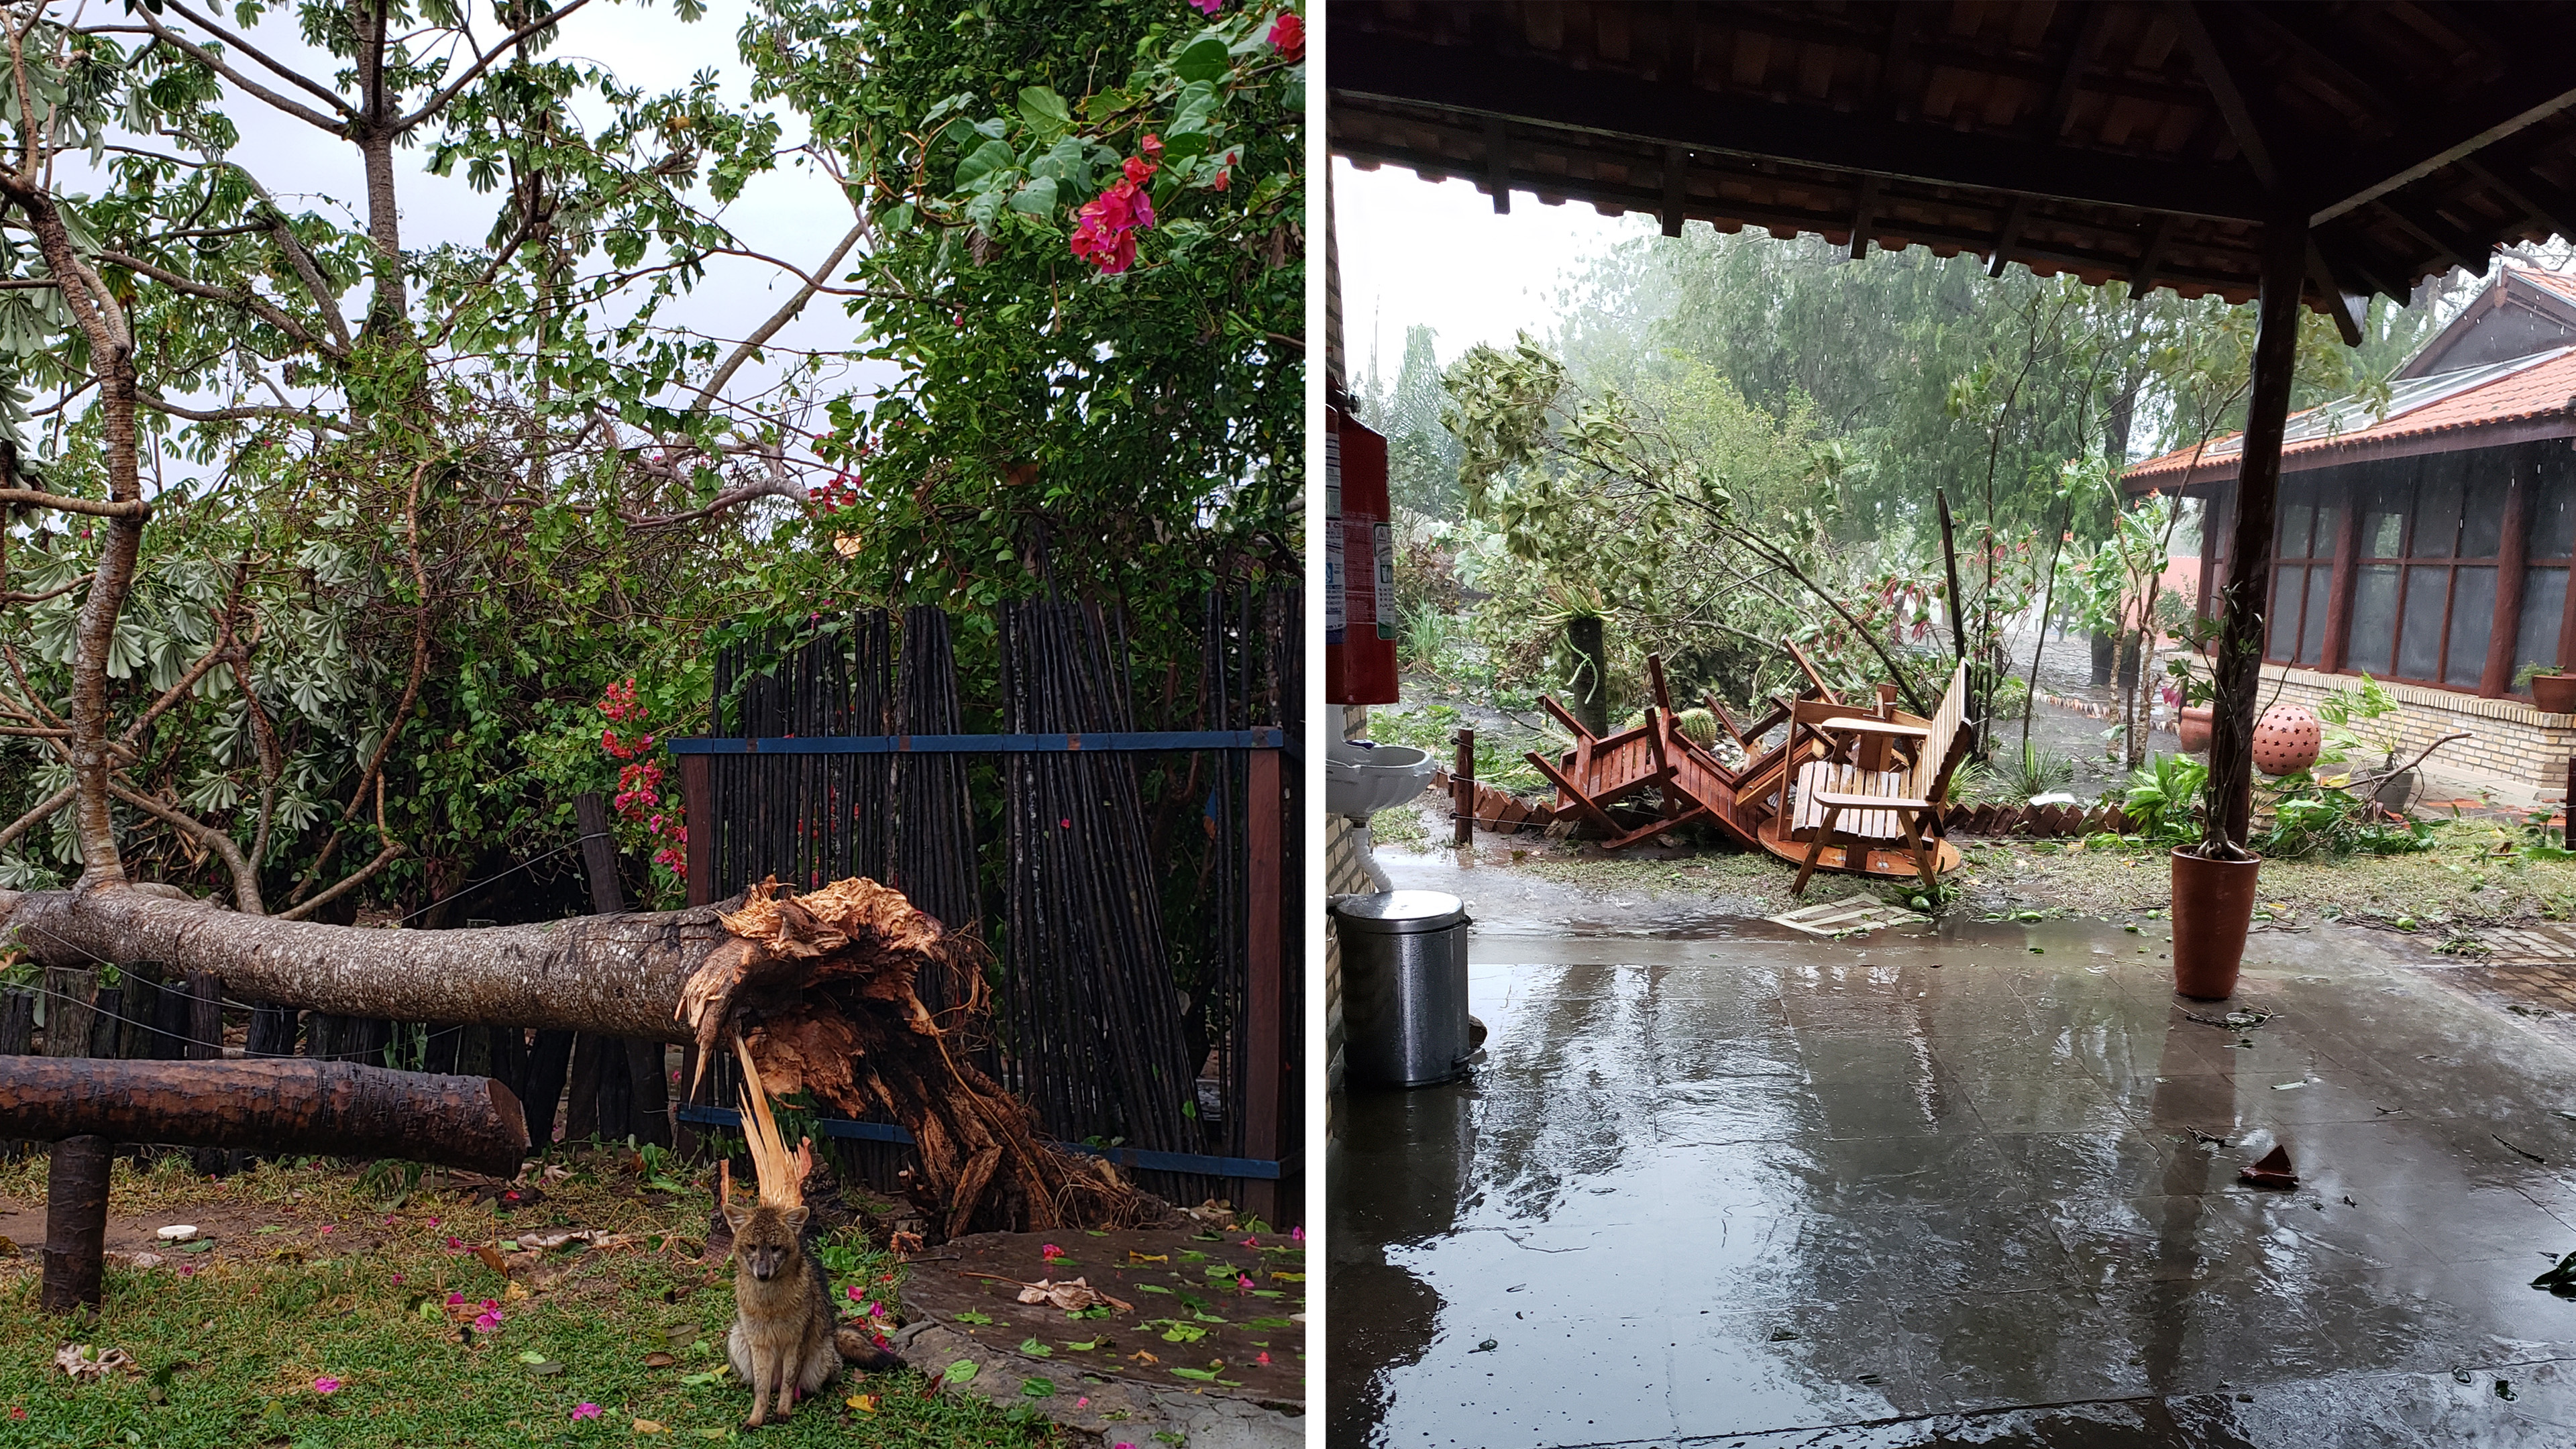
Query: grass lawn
1401,796,2576,936
0,1150,1057,1448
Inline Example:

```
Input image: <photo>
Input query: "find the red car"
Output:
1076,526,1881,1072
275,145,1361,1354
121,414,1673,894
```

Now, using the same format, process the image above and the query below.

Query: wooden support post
42,967,94,1061
2322,484,2363,675
2566,757,2575,849
1238,745,1285,1224
2485,451,2536,697
1453,729,1476,847
2210,219,2310,850
40,1136,108,1314
575,791,667,1146
675,752,716,1157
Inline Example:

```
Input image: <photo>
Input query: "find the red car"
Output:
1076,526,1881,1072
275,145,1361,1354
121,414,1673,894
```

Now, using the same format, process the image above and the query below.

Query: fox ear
721,1203,753,1232
781,1205,810,1232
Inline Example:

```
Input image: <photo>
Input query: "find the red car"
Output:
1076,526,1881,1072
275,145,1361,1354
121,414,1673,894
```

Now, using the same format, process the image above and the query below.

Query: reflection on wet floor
1329,871,2576,1447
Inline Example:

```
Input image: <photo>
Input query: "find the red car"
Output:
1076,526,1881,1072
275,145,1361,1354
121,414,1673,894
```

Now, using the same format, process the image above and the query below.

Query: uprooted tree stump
0,873,1156,1238
0,1058,531,1313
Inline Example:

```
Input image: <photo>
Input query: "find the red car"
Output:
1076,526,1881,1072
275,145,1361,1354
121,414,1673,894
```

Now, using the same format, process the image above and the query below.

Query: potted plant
2316,675,2416,812
2169,614,2255,1000
2519,662,2576,715
2161,649,2214,753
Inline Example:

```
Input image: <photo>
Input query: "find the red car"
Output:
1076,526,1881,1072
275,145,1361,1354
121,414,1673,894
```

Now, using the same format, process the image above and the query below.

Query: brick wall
2256,663,2576,796
1324,704,1375,1128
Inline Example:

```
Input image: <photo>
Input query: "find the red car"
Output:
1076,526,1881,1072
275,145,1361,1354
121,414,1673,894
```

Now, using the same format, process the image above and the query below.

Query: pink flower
847,1284,862,1301
1041,1244,1065,1263
481,1299,497,1311
473,1311,503,1332
1187,0,1220,11
447,1237,464,1252
313,1377,341,1395
319,1226,334,1236
427,1217,440,1226
390,1275,404,1285
1077,1396,1091,1408
1237,1275,1254,1291
1293,1226,1304,1243
1240,1237,1258,1247
1256,1351,1271,1364
1267,11,1303,62
571,1402,602,1421
447,1292,466,1306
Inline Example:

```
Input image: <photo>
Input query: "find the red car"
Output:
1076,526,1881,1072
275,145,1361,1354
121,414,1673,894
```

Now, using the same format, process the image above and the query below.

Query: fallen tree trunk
0,1058,530,1176
0,877,1158,1234
1,883,720,1038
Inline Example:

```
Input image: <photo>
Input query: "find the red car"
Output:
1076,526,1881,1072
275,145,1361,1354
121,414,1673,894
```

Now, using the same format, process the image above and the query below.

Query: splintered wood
680,875,1157,1238
1765,895,1930,938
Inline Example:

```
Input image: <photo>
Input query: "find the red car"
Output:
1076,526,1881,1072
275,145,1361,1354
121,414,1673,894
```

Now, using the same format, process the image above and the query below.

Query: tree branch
107,780,262,914
118,9,355,131
692,219,866,415
0,488,148,519
396,0,596,130
0,783,71,851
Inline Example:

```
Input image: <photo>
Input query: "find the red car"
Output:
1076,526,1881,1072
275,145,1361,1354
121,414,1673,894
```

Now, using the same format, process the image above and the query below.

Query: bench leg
1898,810,1937,892
1793,805,1841,895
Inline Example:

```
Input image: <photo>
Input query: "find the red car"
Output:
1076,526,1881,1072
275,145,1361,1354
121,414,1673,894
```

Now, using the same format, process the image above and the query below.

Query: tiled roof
2516,262,2576,309
2125,346,2576,486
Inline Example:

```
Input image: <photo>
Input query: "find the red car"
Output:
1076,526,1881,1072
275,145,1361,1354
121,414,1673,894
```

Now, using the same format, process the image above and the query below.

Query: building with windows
2127,263,2576,792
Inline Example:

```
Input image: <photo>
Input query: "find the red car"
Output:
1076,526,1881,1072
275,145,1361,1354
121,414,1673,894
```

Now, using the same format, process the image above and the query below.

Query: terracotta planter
2251,704,2320,776
2176,705,2213,753
2534,674,2576,715
2171,849,2259,1001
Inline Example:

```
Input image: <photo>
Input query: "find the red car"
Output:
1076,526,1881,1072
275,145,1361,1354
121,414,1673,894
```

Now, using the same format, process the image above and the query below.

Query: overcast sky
1332,154,1652,384
91,0,879,425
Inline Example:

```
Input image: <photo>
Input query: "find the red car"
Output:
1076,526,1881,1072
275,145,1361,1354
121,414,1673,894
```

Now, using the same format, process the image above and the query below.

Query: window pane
2398,566,2448,679
2300,564,2332,665
2461,461,2510,558
2349,564,2400,675
2269,566,2302,660
2447,566,2498,688
2538,451,2576,560
2416,455,2464,557
2358,465,2408,555
2278,500,2315,559
2518,566,2567,685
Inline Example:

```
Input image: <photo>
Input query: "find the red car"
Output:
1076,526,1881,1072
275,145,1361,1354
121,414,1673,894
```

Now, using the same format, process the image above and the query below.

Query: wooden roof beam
2167,1,2279,191
1848,176,1878,263
1330,35,2272,222
2306,69,2576,226
2031,3,2114,144
2457,154,2576,241
1988,196,2028,279
2304,241,2367,347
1660,144,1687,238
2372,195,2493,279
1483,116,1511,215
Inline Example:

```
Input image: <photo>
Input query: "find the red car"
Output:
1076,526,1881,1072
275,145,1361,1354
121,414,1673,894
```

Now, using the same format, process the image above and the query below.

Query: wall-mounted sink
1325,739,1439,822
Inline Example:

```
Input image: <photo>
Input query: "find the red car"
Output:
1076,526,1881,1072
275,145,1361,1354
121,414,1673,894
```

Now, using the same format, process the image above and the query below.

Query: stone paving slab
1333,869,2576,1448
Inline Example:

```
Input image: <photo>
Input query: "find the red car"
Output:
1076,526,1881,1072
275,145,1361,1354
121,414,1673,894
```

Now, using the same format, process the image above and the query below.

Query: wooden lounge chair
1790,661,1974,895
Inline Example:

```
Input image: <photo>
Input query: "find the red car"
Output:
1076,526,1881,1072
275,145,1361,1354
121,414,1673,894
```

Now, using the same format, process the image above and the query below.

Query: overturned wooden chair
1789,660,1974,895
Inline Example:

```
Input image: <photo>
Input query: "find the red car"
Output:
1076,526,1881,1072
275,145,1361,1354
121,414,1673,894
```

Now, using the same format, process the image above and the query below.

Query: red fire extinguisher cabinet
1327,409,1399,705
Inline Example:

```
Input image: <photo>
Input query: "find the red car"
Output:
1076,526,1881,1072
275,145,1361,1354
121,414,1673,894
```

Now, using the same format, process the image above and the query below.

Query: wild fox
722,1037,891,1427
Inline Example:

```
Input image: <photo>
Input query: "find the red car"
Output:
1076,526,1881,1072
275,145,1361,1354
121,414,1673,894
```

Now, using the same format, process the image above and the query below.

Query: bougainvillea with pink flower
596,679,687,880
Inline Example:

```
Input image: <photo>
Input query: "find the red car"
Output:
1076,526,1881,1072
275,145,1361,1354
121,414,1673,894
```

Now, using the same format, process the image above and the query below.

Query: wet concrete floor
1330,859,2576,1446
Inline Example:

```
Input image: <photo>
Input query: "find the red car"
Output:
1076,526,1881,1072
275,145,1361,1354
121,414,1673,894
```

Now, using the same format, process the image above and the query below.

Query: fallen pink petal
571,1402,602,1420
313,1377,340,1395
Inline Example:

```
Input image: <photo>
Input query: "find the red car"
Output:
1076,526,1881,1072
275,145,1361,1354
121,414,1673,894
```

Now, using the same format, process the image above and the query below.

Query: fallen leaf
52,1346,136,1380
643,1352,678,1368
473,1245,510,1275
1012,1276,1133,1313
1127,1252,1168,1265
847,1393,879,1412
503,1281,529,1303
1128,1350,1159,1365
633,1419,667,1434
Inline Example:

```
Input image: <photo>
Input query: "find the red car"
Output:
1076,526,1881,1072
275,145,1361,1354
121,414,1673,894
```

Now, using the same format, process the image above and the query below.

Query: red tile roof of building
2125,344,2576,486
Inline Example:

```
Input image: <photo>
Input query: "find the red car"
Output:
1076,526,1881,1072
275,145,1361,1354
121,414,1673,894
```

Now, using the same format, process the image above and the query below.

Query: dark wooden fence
674,593,1301,1222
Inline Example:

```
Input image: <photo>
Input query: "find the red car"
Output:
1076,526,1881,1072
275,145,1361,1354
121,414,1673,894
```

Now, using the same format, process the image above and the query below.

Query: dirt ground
1372,789,2576,938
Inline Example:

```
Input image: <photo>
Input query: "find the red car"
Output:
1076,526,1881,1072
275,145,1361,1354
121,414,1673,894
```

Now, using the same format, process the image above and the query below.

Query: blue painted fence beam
667,728,1287,755
674,1105,1297,1182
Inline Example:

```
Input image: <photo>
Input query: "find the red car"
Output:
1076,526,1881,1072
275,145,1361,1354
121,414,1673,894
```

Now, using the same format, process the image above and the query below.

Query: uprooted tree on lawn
0,0,1302,1232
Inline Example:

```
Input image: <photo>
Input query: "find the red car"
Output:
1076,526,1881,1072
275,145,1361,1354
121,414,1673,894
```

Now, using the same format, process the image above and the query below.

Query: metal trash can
1333,890,1471,1087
